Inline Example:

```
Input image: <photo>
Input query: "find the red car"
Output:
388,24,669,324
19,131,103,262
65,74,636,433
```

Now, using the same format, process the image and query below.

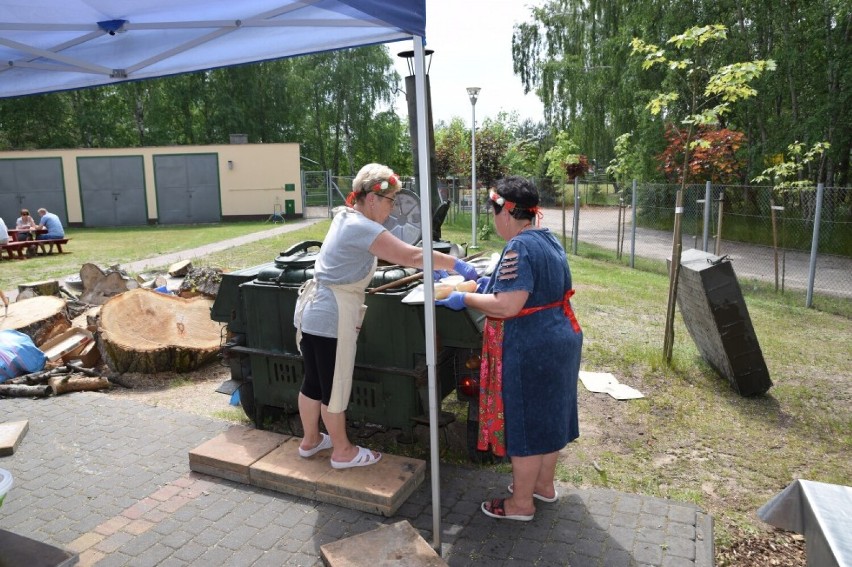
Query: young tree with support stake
630,24,776,363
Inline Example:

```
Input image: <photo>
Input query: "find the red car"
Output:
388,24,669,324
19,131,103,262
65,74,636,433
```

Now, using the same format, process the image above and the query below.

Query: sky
386,0,545,126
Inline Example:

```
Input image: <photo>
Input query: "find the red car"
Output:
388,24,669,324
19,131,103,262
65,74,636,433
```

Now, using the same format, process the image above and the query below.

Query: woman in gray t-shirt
294,162,479,469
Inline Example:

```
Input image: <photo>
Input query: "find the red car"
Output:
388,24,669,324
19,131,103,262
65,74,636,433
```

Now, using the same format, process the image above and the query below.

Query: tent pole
413,36,442,554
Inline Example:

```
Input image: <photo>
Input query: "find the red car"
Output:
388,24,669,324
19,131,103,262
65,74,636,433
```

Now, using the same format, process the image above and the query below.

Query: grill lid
274,240,322,268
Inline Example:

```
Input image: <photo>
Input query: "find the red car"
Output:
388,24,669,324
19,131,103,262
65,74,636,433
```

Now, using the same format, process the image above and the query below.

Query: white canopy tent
0,0,446,551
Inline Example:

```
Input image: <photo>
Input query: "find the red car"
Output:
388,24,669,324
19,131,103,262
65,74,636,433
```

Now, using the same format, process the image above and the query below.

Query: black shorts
299,332,337,406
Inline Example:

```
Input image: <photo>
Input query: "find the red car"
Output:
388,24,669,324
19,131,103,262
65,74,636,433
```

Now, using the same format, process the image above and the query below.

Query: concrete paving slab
321,520,446,567
247,437,427,517
317,454,426,514
0,420,29,456
250,437,332,498
188,424,288,483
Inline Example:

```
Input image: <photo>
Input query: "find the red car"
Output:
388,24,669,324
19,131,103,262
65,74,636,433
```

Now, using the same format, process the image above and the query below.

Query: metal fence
538,180,851,306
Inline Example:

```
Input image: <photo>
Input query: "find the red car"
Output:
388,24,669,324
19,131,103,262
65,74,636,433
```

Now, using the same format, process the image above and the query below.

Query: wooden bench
1,241,33,260
34,238,70,255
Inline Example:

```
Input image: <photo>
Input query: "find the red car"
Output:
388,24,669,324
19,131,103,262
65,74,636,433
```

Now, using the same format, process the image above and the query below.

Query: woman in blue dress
437,176,583,521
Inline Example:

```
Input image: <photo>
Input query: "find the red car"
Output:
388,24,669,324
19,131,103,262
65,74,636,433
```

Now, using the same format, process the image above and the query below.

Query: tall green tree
434,117,471,178
512,0,851,186
512,0,641,168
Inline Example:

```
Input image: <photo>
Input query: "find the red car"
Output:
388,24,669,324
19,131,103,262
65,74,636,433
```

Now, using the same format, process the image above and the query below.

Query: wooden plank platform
188,425,425,517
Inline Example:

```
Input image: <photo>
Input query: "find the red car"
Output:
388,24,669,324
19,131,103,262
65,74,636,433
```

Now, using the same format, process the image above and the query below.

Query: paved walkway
1,394,713,566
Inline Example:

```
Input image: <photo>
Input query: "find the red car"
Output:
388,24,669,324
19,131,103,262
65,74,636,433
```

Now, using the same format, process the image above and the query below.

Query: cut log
178,267,223,298
79,263,139,305
0,295,69,347
0,384,51,397
99,288,223,373
47,375,110,395
18,280,61,298
168,259,192,277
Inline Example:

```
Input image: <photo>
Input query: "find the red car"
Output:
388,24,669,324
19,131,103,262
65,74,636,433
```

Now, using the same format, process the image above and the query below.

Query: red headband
489,189,543,226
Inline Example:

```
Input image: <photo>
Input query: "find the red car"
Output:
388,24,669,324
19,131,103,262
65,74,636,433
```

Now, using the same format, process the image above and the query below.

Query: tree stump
99,288,223,373
17,280,61,300
0,295,69,347
79,263,139,305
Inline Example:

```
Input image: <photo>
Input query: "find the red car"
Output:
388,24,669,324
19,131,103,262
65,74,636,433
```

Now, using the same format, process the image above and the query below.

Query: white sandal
508,483,559,503
298,433,333,458
330,446,382,469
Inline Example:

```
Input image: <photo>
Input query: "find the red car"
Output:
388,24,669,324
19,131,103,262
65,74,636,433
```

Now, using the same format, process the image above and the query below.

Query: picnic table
1,230,69,260
8,227,47,241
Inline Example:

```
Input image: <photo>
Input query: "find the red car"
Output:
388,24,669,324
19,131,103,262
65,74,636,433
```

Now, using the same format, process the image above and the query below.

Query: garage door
154,154,221,224
78,156,148,227
0,157,67,225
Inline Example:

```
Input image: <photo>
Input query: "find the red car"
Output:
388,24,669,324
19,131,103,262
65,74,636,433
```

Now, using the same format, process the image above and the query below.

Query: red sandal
480,498,534,521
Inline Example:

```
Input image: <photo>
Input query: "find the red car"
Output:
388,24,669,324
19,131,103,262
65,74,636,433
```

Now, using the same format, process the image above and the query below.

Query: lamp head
466,87,481,105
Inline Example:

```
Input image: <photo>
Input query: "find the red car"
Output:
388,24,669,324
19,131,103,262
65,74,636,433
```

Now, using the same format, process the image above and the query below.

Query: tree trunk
0,295,69,347
99,288,223,373
0,384,51,397
47,375,110,395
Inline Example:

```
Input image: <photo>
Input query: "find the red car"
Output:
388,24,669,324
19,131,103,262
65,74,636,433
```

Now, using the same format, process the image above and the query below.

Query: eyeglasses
375,194,396,204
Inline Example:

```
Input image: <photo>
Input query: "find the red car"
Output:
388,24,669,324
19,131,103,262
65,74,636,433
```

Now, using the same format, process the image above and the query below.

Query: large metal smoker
211,195,492,459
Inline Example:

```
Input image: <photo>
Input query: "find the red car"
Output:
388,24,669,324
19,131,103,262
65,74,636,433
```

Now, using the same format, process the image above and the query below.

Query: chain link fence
537,180,851,306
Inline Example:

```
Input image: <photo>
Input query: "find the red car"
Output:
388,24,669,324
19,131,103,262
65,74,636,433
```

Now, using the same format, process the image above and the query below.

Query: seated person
0,217,8,245
15,208,37,240
36,208,65,241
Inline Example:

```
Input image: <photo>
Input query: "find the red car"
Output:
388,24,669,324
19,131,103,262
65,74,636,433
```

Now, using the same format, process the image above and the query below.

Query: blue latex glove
475,276,491,294
436,291,467,311
432,269,449,281
453,258,479,281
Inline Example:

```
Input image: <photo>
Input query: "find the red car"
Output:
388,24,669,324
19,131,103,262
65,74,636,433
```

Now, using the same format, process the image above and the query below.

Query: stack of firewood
0,365,109,398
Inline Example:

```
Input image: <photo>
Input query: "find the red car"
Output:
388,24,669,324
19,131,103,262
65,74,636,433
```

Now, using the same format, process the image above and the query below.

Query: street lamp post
467,87,480,249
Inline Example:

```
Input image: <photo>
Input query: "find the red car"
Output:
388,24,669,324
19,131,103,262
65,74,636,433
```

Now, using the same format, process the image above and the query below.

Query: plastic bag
0,329,47,383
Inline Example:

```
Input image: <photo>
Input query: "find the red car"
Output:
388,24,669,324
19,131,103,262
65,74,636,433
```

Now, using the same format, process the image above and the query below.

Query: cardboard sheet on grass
580,371,644,400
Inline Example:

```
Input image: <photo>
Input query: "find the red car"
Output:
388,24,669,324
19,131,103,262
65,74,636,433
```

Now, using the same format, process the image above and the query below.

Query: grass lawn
0,221,287,291
3,219,849,556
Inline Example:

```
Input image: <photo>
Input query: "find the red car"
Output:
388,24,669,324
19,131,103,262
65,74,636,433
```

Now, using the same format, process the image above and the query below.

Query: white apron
294,257,377,413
